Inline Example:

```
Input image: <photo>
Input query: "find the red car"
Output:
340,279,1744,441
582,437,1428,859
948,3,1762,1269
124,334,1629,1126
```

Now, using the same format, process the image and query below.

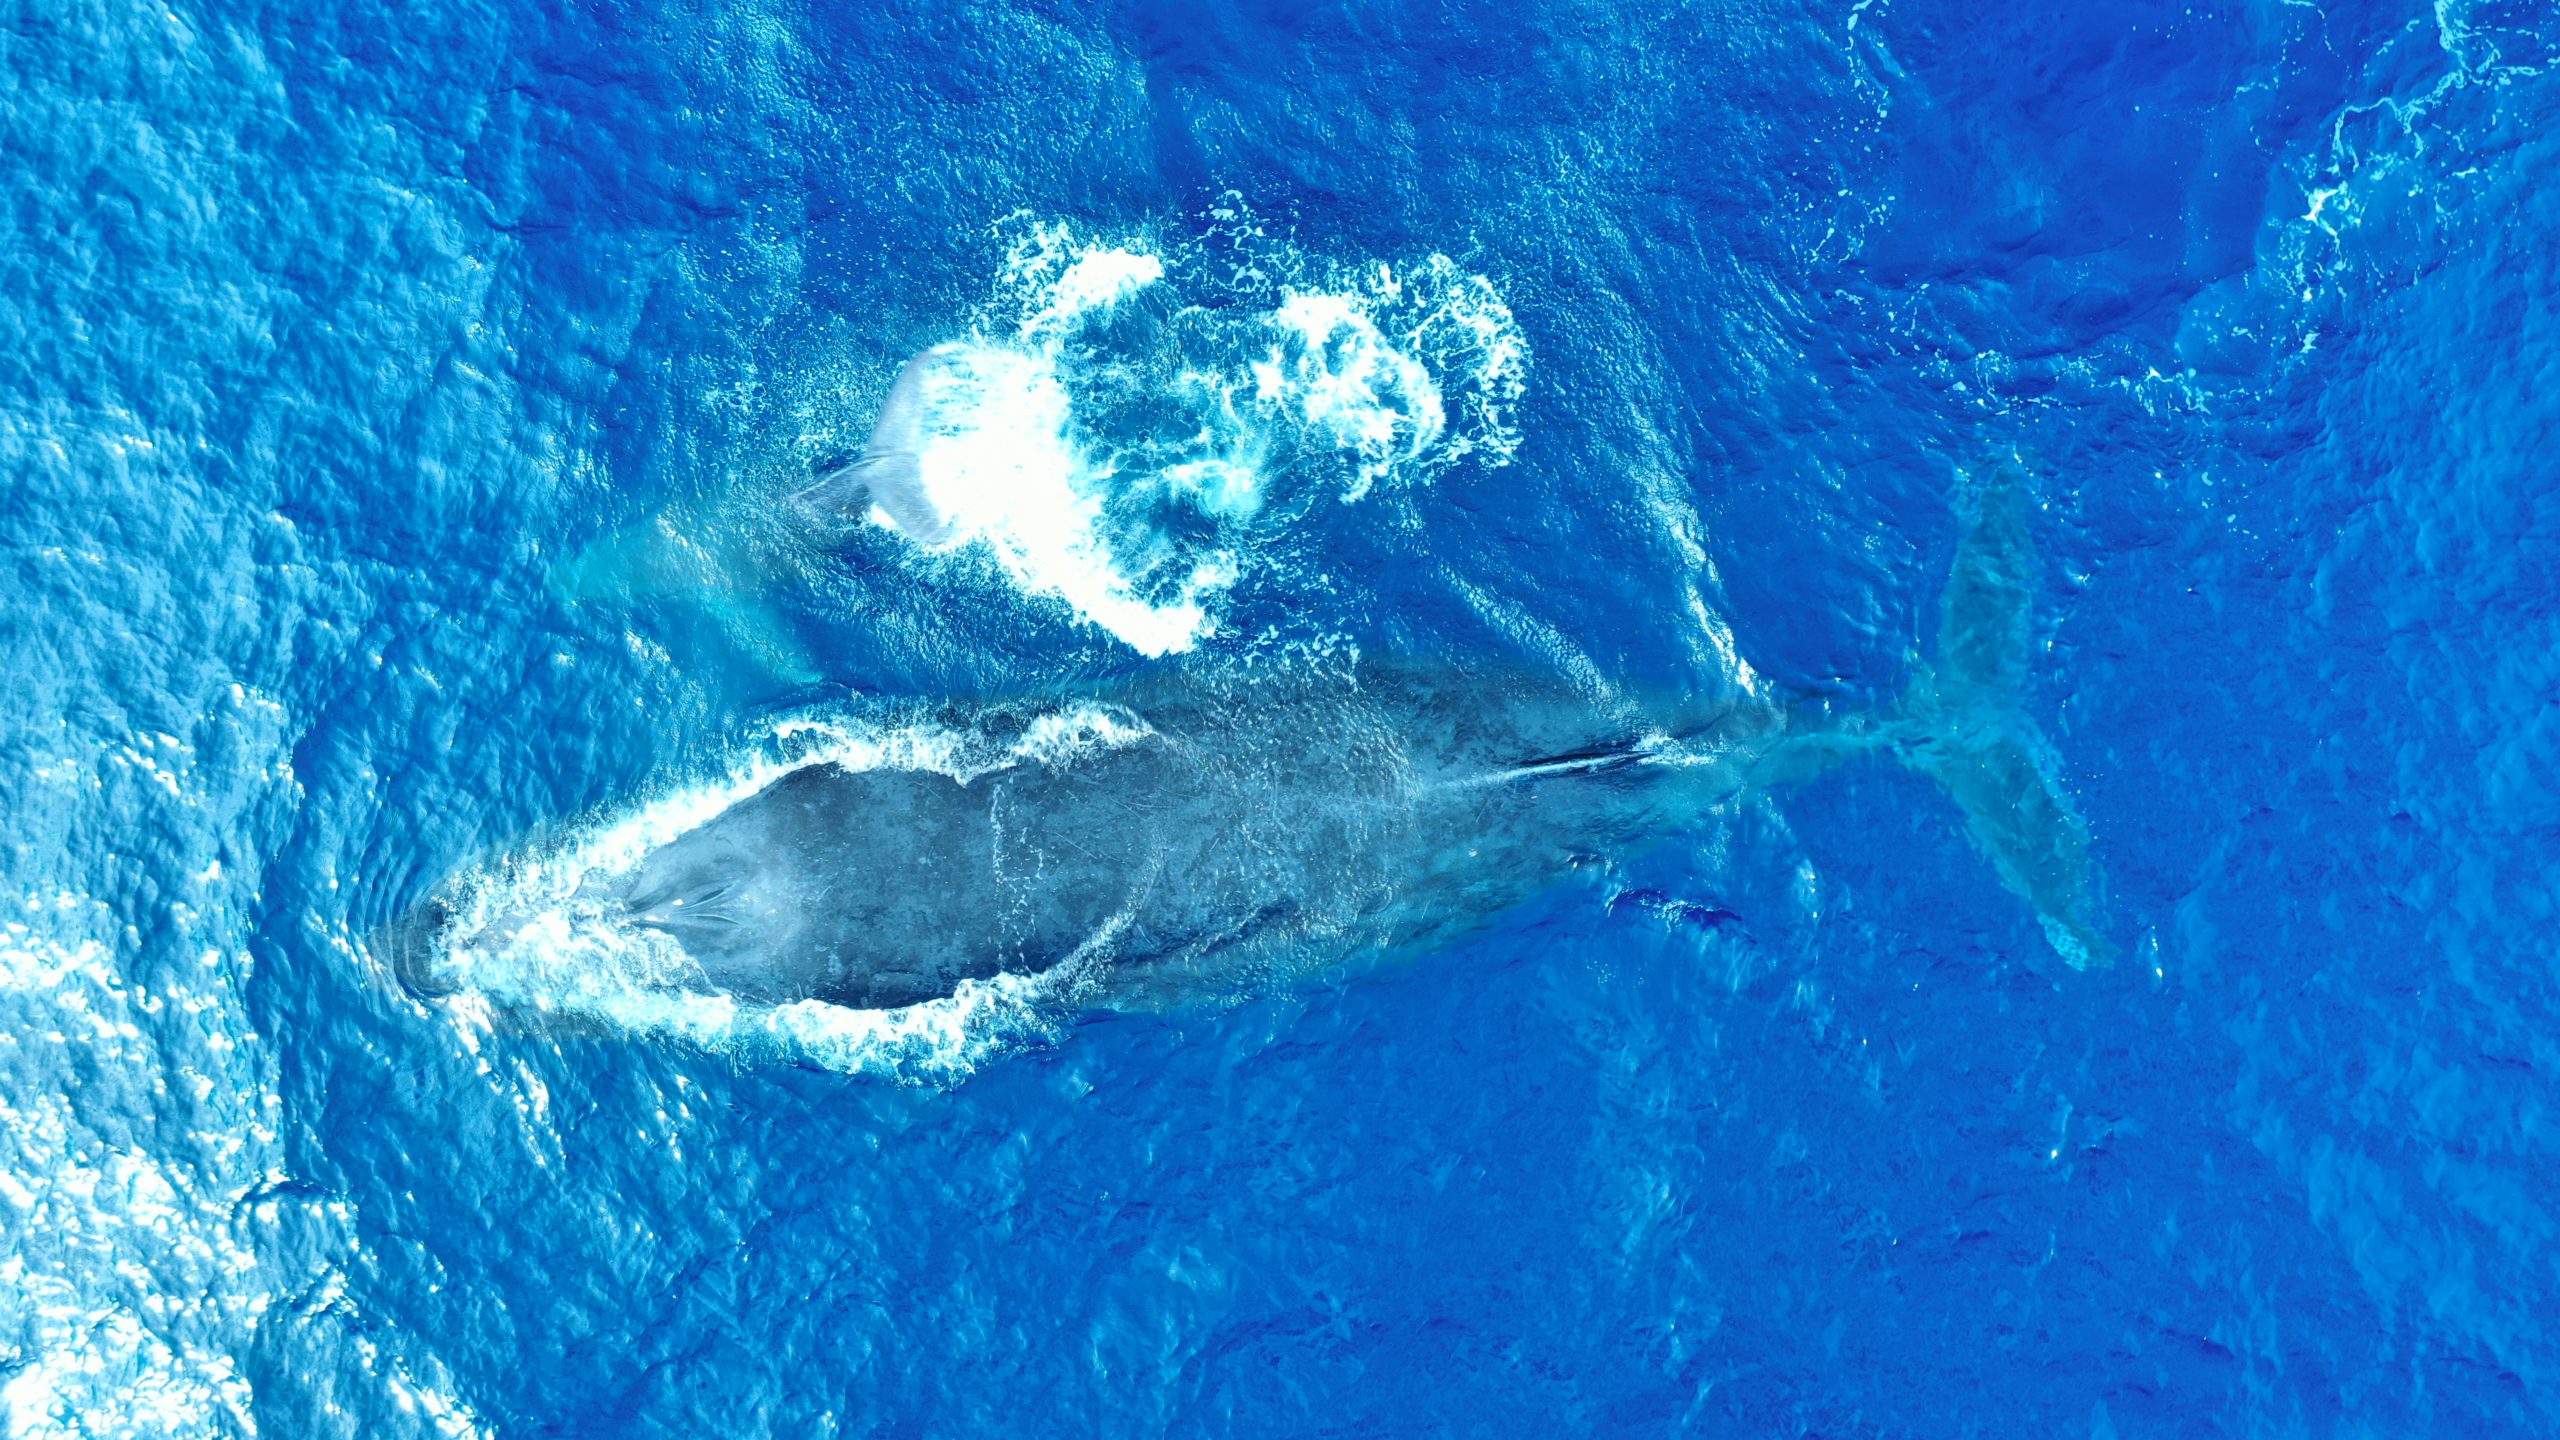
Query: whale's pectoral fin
1894,463,2111,968
554,506,824,687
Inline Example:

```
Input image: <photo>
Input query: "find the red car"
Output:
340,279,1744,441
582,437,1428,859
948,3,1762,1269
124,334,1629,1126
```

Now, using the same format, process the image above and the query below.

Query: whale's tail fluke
1889,462,2110,967
550,347,977,691
788,346,962,546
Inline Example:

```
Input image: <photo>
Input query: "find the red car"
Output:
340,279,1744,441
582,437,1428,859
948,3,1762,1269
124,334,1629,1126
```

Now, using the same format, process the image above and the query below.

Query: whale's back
384,661,1807,1017
599,670,1699,1009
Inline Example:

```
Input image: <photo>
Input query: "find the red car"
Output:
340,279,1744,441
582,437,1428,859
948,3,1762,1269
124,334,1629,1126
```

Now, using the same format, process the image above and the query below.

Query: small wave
0,917,263,1440
0,897,481,1439
407,703,1154,1080
855,212,1530,655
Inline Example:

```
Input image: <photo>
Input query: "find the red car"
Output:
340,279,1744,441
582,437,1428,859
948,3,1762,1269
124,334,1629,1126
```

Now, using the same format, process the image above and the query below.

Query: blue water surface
5,0,2559,1434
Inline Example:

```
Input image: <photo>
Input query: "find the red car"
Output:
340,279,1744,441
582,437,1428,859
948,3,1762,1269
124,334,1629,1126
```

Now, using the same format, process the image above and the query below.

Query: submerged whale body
387,469,2108,1019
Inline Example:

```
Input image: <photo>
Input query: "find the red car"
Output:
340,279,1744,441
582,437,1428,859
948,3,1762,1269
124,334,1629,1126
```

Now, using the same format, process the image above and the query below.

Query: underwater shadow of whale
378,466,2108,1019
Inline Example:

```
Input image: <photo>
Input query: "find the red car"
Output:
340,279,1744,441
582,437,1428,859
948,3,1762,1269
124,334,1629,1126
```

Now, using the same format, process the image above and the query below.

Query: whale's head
610,759,1027,1010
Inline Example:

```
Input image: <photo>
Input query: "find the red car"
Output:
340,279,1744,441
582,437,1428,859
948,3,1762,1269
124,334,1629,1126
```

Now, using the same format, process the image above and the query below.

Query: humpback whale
381,467,2108,1018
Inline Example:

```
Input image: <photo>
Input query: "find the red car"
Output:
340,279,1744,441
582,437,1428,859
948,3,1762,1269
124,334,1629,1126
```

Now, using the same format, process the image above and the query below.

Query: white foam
1012,702,1156,767
411,703,1160,1080
1011,237,1167,339
1259,292,1446,502
898,342,1229,659
849,213,1531,654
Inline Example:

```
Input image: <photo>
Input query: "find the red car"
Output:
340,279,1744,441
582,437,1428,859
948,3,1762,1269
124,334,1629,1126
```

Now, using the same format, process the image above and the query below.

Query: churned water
6,0,2560,1434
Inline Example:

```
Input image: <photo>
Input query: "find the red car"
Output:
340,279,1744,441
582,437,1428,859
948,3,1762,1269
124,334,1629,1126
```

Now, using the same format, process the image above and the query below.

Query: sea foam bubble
854,214,1529,656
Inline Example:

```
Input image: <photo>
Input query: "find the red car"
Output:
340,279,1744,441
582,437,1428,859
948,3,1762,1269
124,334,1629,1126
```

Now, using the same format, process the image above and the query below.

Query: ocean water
6,0,2559,1433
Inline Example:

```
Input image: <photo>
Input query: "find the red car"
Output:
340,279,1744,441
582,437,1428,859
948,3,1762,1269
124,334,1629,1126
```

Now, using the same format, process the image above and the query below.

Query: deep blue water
7,0,2560,1434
